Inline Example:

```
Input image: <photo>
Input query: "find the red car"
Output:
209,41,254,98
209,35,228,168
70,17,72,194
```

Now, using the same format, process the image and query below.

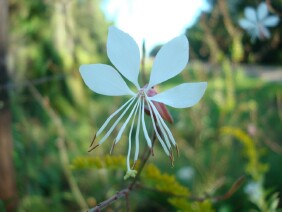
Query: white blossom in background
239,2,279,41
79,26,207,179
244,181,263,203
177,166,195,181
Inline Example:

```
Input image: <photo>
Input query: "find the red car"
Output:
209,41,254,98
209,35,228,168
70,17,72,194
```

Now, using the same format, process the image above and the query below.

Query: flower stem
88,131,157,212
128,131,156,190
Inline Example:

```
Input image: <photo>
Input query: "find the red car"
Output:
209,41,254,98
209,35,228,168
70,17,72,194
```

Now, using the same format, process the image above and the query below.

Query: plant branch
138,175,245,202
88,132,157,212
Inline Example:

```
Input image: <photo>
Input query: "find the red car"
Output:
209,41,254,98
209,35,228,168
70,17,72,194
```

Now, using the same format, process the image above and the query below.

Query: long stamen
96,96,136,136
127,127,132,171
145,96,169,155
141,98,152,148
98,96,138,145
115,98,141,144
134,100,142,162
127,99,140,171
147,97,177,146
146,96,171,149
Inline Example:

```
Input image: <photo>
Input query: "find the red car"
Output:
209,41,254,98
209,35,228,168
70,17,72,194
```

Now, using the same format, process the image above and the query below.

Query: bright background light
101,0,209,53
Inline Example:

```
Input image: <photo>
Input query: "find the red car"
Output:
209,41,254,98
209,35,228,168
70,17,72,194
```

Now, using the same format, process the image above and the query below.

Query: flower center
137,88,146,98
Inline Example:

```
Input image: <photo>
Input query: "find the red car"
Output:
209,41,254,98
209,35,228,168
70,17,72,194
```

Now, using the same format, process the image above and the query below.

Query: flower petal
260,26,271,39
149,82,207,108
239,19,255,30
80,64,135,96
147,35,189,88
263,16,279,27
257,3,268,21
245,7,257,23
107,26,140,88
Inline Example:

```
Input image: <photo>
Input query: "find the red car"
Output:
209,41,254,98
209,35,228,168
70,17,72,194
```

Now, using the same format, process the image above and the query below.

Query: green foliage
168,198,214,212
7,0,282,211
71,155,126,170
220,127,268,180
142,164,190,197
71,156,216,211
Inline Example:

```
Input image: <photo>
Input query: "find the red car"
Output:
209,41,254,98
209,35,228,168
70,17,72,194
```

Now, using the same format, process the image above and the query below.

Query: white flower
177,166,195,181
244,181,263,203
239,2,279,41
79,26,207,179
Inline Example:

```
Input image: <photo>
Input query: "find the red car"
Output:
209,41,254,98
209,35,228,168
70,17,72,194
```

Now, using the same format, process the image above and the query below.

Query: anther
88,144,99,152
89,133,97,148
170,148,174,161
169,155,174,167
110,140,116,155
175,144,179,157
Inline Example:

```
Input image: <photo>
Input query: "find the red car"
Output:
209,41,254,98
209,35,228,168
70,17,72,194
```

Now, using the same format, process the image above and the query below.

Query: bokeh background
0,0,282,211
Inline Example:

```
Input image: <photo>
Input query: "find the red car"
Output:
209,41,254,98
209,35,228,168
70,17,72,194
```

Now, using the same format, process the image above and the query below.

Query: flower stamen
145,96,170,155
141,99,152,148
98,96,137,145
115,98,141,144
89,133,97,148
88,144,99,152
147,98,177,146
110,140,116,155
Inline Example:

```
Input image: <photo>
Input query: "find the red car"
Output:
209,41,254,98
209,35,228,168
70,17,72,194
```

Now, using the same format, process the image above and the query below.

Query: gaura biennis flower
239,2,279,41
79,26,207,179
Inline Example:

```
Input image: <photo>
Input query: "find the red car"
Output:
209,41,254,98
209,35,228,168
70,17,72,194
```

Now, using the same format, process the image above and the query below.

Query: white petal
263,16,279,27
80,64,135,96
257,3,268,21
147,35,188,88
239,19,255,30
260,26,271,39
245,7,257,23
107,26,140,88
149,82,207,108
